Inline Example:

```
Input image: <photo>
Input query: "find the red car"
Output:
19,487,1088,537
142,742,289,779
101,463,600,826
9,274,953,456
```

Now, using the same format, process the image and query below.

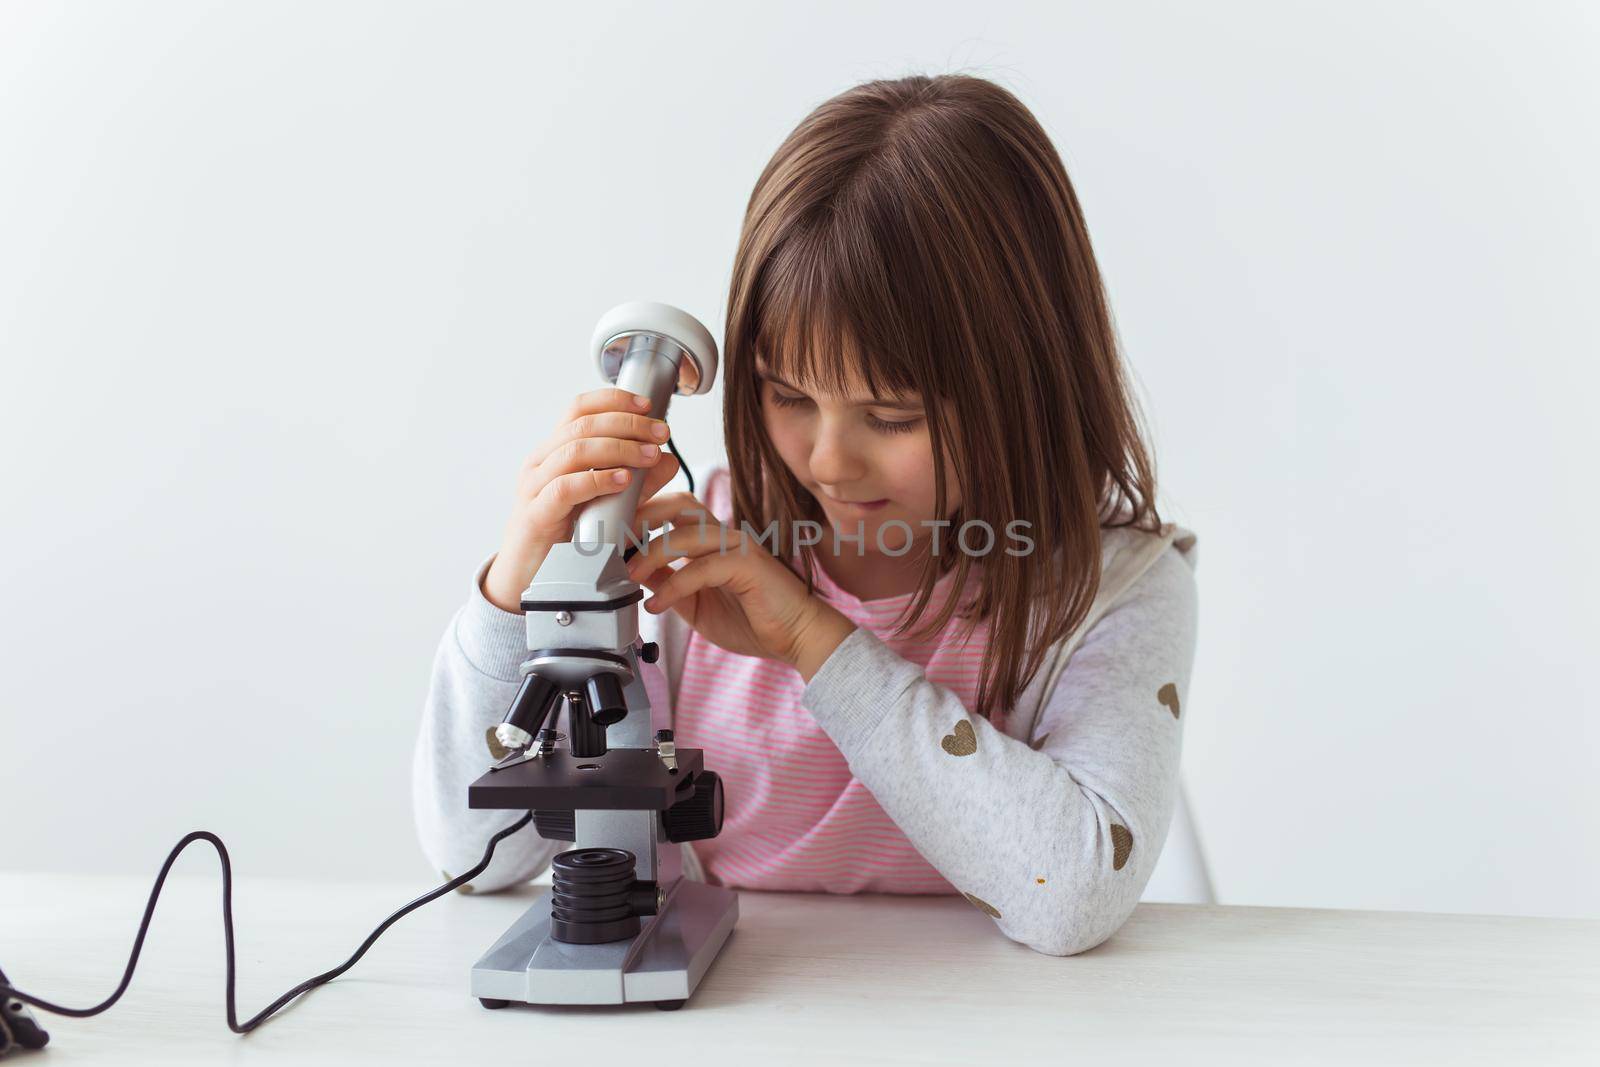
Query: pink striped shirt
669,466,992,894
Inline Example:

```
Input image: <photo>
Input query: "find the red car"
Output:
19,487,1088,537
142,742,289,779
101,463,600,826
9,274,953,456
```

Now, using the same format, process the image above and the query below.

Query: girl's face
757,359,962,555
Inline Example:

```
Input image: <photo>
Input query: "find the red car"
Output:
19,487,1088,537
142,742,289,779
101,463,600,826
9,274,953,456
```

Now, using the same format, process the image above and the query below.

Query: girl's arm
411,551,677,892
798,544,1199,956
410,553,564,892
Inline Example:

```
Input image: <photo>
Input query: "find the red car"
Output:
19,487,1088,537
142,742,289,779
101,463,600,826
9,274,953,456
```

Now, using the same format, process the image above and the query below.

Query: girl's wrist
483,547,541,614
790,604,858,684
480,571,521,614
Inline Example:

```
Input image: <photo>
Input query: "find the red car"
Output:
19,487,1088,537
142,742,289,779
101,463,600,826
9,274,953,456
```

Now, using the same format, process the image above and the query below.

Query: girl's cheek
898,432,960,520
763,409,809,475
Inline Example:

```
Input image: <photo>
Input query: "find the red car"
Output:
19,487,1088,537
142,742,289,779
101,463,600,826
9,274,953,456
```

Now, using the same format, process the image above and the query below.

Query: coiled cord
0,811,533,1037
0,439,693,1044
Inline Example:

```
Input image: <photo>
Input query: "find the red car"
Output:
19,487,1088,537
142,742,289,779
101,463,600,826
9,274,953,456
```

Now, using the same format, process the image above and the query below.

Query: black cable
0,811,534,1036
623,436,693,564
2,442,694,1043
667,435,693,496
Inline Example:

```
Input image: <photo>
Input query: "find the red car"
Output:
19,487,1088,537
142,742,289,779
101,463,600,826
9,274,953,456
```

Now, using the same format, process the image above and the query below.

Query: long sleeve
412,549,689,893
799,543,1199,956
410,553,563,893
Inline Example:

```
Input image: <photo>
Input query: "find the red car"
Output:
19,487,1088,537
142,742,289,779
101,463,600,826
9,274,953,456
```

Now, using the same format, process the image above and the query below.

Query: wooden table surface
1,870,1595,1065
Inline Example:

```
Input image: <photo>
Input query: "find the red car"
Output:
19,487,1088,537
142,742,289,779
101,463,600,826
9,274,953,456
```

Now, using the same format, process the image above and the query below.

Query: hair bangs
752,217,920,406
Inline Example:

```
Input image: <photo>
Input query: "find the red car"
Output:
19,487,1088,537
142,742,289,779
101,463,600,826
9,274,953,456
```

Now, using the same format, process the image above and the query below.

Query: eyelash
766,389,922,435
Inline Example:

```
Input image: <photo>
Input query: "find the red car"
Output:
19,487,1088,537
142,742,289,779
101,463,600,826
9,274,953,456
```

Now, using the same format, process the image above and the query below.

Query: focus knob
661,770,724,843
534,810,576,841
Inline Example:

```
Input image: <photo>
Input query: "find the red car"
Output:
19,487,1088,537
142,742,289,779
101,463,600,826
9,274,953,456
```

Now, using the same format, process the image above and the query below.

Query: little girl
413,74,1198,957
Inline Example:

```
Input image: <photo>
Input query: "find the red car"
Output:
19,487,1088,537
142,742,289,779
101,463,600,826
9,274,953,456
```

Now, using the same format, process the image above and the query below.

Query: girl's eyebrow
755,368,923,411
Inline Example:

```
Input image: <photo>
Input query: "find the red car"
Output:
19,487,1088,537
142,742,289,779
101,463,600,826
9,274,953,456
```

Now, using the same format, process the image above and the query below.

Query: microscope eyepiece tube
574,335,681,547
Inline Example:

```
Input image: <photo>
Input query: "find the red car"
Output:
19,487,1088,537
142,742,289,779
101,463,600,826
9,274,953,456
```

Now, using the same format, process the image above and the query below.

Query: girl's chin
823,513,921,550
822,506,893,529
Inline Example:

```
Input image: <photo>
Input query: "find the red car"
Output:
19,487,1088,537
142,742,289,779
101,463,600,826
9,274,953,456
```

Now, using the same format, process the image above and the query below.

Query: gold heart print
1110,824,1134,871
962,892,1002,919
1157,682,1180,719
940,719,978,756
485,726,511,760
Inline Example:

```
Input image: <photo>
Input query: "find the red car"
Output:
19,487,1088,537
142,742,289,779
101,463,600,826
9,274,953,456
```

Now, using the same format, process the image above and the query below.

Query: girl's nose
808,422,866,486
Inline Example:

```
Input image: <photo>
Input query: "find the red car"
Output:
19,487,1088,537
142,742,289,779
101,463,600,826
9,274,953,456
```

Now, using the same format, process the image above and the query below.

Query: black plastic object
0,814,534,1039
585,673,627,727
566,690,609,759
548,849,660,945
501,672,563,741
533,810,576,841
519,589,643,613
662,771,725,843
471,747,704,810
0,964,50,1053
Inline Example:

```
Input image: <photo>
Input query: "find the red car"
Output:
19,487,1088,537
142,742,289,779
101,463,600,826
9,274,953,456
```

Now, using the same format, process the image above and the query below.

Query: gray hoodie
411,492,1198,956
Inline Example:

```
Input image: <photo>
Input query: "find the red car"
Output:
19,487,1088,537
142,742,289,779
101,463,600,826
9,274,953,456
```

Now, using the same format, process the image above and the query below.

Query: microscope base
470,878,738,1008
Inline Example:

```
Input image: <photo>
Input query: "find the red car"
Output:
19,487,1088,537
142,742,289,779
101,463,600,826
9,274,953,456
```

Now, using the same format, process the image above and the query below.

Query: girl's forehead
754,332,918,403
755,355,920,407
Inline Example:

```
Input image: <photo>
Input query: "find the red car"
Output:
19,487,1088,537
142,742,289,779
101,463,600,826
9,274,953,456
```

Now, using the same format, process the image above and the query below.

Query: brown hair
721,73,1164,725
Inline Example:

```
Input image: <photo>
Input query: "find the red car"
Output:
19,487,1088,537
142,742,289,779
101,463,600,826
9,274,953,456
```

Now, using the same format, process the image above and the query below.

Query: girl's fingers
629,494,719,556
621,452,683,544
518,452,687,547
626,512,738,581
636,449,682,502
530,397,669,469
638,564,675,588
527,467,633,534
562,386,653,425
549,409,670,458
536,432,667,479
633,491,714,529
626,491,721,572
641,551,737,615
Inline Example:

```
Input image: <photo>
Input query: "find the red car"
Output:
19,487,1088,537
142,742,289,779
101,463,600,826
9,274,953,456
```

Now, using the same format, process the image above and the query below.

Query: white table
2,870,1595,1065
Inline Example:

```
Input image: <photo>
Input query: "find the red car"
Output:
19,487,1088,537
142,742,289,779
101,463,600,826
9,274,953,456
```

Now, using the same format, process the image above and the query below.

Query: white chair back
1140,778,1215,903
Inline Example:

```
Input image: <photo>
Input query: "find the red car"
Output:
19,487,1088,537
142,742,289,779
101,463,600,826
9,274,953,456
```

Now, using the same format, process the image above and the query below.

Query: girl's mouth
825,495,889,512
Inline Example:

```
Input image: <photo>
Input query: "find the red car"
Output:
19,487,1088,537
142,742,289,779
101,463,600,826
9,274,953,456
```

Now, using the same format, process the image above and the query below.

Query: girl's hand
624,491,858,680
482,387,680,613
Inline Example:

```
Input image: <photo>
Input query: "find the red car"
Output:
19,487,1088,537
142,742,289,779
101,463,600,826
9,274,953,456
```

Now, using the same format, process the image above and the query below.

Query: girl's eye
866,415,921,435
767,387,921,435
768,389,811,410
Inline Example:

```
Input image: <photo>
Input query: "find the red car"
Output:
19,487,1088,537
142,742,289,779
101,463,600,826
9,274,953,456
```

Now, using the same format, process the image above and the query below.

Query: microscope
466,302,737,1012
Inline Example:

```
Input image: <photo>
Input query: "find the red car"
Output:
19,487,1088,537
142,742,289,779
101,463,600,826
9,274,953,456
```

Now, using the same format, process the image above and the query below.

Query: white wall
1,1,1594,920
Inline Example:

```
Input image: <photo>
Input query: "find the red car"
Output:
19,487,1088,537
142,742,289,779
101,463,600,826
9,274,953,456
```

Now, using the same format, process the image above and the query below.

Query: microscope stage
468,747,706,811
